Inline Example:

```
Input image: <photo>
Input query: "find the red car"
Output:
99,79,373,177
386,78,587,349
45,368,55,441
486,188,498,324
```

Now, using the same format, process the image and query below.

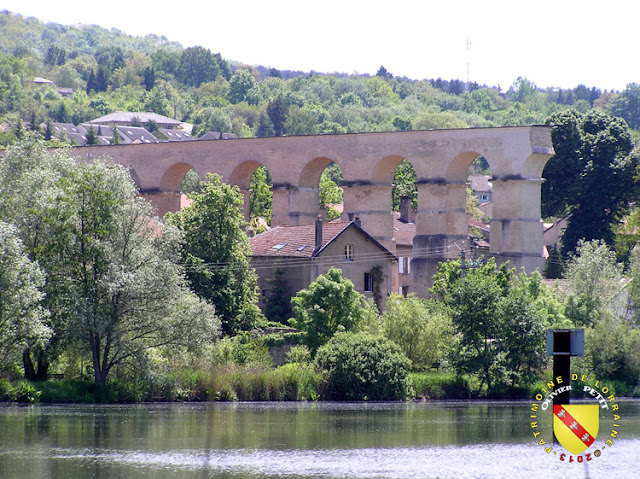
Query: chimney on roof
347,212,355,222
314,216,323,253
399,195,411,222
319,205,327,222
354,216,361,227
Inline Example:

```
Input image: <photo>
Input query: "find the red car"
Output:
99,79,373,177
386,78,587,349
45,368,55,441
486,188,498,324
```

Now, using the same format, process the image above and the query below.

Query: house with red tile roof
250,218,397,316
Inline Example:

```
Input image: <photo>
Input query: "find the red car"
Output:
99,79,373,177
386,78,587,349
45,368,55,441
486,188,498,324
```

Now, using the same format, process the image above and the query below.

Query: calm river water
0,400,639,479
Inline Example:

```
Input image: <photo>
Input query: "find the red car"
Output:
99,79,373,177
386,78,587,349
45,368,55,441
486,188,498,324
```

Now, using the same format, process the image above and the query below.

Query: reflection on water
1,401,639,479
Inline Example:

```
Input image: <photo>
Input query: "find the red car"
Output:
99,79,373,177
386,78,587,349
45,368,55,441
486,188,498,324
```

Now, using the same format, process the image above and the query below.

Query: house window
399,286,409,297
364,272,373,292
480,194,488,201
261,289,271,303
345,244,354,261
399,257,411,275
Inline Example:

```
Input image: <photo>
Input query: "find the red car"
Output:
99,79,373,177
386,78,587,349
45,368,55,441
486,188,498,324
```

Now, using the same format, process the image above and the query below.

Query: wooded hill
2,9,640,146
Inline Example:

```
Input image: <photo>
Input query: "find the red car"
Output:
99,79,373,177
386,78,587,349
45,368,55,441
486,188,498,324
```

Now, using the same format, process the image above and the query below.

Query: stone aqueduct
75,125,554,291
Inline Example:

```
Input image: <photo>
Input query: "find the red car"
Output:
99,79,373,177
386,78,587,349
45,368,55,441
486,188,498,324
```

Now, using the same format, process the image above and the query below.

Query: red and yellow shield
553,404,599,455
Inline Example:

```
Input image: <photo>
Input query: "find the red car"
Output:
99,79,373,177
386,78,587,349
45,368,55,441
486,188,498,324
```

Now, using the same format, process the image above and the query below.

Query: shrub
286,345,311,364
315,332,412,400
410,372,471,399
15,381,41,403
212,333,273,367
0,379,15,401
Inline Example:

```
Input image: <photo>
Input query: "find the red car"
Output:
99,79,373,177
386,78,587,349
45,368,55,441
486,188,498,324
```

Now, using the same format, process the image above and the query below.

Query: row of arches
153,154,496,229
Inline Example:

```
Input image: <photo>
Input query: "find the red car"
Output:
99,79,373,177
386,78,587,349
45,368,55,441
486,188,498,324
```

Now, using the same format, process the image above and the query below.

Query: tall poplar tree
168,173,262,335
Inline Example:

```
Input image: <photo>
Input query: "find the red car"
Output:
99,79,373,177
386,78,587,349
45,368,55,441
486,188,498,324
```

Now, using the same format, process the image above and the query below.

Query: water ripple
40,440,640,479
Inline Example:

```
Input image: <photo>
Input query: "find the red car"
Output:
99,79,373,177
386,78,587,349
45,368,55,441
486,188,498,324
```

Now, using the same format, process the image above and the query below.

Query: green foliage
177,46,226,87
0,221,50,370
36,380,95,403
542,110,637,254
315,332,412,400
391,159,417,210
0,137,220,387
319,172,343,207
264,268,292,324
249,165,272,224
381,294,454,369
431,258,551,393
212,333,273,368
608,83,640,130
15,381,41,403
286,345,312,364
229,70,258,104
168,173,262,335
410,372,471,399
290,268,367,354
563,240,623,326
267,97,288,136
583,316,640,394
205,363,323,401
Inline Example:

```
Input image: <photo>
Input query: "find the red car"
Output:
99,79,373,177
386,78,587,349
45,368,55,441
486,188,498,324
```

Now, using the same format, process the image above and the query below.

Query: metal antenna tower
466,36,471,91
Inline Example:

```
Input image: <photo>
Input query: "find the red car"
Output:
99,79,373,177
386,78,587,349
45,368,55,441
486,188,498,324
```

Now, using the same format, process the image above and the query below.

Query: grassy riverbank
1,370,551,403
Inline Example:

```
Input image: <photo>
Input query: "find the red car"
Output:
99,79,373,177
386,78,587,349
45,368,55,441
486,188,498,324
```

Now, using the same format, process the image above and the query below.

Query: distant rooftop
88,111,181,126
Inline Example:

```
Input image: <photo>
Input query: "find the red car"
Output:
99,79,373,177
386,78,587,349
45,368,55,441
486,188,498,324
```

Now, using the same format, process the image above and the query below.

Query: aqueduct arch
74,126,554,293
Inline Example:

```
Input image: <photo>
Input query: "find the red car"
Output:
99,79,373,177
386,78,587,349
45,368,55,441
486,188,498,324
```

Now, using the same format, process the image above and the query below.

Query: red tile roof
250,221,395,259
393,212,416,247
250,222,352,257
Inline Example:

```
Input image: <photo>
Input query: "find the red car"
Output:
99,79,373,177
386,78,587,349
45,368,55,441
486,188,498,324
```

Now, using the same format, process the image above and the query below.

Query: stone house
250,219,397,315
468,174,493,203
394,196,416,297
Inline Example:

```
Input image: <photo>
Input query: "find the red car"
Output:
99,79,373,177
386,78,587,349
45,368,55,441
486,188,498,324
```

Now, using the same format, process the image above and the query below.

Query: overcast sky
3,0,638,91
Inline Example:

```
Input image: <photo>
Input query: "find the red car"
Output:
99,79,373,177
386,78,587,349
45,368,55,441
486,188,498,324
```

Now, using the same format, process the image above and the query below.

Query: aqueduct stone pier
74,126,554,293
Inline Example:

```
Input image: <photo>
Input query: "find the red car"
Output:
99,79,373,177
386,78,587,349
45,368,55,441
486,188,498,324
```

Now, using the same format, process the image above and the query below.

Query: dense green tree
392,116,412,131
392,159,417,210
380,294,454,369
542,110,638,254
431,259,549,392
506,77,538,103
62,161,219,388
376,65,393,79
0,136,77,379
564,240,623,326
315,331,412,400
319,172,343,207
84,126,99,145
584,316,640,394
229,69,258,104
249,165,272,223
255,110,275,137
181,168,201,194
267,97,288,136
143,66,156,91
177,46,221,87
264,268,292,324
168,173,262,335
0,137,220,386
191,107,234,137
609,83,640,129
290,267,366,354
45,45,66,66
0,222,50,373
